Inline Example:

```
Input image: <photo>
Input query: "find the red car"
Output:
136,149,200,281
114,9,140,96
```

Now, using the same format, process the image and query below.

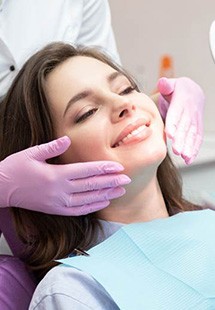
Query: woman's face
45,56,167,176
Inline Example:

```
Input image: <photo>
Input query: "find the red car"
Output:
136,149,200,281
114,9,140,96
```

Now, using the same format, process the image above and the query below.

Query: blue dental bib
59,210,215,309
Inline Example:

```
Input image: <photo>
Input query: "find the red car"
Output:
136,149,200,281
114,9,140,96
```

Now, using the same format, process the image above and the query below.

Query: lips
112,118,151,148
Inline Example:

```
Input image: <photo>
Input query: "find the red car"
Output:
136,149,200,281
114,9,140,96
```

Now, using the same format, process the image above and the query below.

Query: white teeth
131,125,146,135
131,129,140,135
113,124,147,147
121,125,146,143
124,133,132,141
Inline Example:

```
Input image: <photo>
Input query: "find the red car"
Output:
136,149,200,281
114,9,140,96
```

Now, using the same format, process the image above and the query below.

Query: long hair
0,42,201,280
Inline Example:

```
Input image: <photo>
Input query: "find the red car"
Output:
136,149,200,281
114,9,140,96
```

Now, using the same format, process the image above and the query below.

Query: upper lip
111,118,150,148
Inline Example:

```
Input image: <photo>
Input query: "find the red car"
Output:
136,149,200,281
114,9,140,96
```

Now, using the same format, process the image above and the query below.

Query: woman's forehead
46,55,118,87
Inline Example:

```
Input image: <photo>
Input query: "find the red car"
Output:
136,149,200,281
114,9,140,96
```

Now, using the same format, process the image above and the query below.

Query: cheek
59,129,107,164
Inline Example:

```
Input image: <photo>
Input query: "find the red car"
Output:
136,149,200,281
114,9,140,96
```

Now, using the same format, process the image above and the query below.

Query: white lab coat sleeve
77,0,121,64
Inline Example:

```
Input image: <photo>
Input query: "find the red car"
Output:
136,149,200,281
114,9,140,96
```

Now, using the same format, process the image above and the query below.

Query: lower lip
116,126,152,147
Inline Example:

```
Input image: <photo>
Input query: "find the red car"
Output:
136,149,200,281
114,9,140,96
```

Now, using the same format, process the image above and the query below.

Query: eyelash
120,86,136,95
75,108,98,123
75,86,136,124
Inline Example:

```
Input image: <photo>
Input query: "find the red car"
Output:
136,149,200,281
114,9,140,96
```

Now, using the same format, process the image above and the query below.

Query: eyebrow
63,71,125,117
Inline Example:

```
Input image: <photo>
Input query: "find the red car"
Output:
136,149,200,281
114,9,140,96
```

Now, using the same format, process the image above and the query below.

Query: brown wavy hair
0,42,201,280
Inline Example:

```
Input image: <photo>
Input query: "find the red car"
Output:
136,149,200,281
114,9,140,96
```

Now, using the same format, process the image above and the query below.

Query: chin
121,143,167,177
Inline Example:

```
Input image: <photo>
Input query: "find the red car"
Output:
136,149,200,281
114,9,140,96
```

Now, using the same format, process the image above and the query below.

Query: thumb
27,136,71,161
157,77,176,96
158,95,169,120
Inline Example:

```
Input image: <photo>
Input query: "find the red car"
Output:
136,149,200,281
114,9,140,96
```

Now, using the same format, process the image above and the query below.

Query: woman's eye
120,86,135,95
75,108,98,123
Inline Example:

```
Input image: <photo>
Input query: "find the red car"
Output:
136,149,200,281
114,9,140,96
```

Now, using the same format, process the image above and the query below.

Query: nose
111,95,136,123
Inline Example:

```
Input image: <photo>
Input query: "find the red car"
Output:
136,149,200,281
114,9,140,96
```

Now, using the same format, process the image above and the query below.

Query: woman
0,0,204,221
1,43,212,309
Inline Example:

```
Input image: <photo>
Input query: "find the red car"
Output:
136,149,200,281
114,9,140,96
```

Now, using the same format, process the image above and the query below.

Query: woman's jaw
96,152,169,224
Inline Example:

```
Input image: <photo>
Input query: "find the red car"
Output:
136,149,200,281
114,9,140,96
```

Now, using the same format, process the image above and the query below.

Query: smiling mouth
112,122,150,148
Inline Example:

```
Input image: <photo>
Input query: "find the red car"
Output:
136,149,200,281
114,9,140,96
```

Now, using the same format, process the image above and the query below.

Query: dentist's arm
153,77,205,164
0,136,130,216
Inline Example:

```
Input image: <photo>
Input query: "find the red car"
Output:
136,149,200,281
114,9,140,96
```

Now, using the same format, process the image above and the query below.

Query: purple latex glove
157,77,205,164
0,136,130,215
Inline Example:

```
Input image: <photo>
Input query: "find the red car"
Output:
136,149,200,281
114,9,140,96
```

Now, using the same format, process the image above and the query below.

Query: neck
96,173,169,224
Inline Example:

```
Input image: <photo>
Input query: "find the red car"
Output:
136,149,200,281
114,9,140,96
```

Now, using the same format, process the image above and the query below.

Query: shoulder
29,265,118,310
78,0,120,64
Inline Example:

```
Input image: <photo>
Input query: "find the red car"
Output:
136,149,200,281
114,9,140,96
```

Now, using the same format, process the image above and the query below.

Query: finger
57,161,125,180
164,100,184,139
69,187,126,207
68,174,131,193
47,200,111,216
157,77,176,96
171,110,190,155
158,95,169,120
165,98,187,139
28,136,71,161
180,125,197,162
185,133,203,165
182,112,203,165
196,109,204,137
68,201,111,216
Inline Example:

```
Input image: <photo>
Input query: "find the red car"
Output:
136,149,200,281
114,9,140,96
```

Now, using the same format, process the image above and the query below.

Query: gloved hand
0,136,130,215
157,77,205,164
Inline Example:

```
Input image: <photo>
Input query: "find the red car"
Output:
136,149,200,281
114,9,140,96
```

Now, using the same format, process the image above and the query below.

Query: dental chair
0,208,36,310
